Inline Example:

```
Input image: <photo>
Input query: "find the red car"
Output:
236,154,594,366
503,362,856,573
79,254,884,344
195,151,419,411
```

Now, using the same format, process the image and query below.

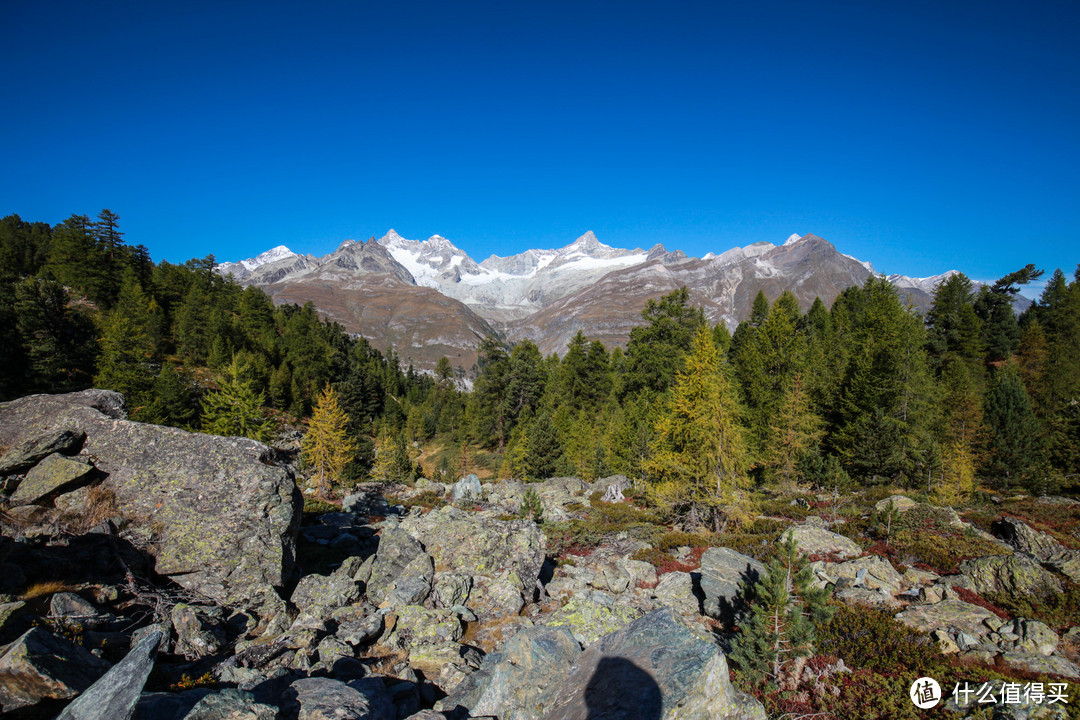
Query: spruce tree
984,362,1042,490
200,356,274,442
93,276,161,417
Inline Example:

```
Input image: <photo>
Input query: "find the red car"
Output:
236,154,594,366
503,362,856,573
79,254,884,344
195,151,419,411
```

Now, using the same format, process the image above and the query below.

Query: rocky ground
1,390,1079,719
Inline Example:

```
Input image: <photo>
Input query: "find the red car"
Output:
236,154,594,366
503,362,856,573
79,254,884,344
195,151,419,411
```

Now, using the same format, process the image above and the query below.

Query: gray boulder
290,556,365,619
180,688,277,719
10,453,94,506
451,473,483,502
54,629,161,720
367,526,434,608
779,524,861,559
956,554,1063,597
281,676,394,720
0,426,86,475
0,390,302,612
540,607,766,720
437,625,582,720
699,547,766,620
993,516,1080,584
894,598,1002,639
0,626,112,712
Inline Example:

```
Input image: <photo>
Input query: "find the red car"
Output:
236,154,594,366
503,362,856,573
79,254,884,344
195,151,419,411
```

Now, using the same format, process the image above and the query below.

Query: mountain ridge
217,231,961,372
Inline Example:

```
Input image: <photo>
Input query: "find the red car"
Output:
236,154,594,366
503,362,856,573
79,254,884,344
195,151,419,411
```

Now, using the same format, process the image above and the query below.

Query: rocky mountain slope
219,230,954,371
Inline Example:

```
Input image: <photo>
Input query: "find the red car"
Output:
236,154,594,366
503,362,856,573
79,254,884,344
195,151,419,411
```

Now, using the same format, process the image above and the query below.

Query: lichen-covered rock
873,495,918,514
1003,618,1059,656
993,516,1080,584
540,608,766,720
0,627,112,712
10,453,94,506
290,557,364,619
546,595,643,647
812,554,906,596
956,554,1064,597
0,390,302,612
436,625,581,720
650,571,700,617
385,605,463,651
367,526,434,609
0,426,86,475
431,573,471,609
699,547,765,620
894,598,1001,639
54,629,161,720
779,524,861,559
999,651,1080,680
335,612,384,647
400,507,544,617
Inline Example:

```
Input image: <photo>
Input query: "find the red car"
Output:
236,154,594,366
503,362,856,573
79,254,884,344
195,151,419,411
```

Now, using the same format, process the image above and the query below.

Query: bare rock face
0,390,302,613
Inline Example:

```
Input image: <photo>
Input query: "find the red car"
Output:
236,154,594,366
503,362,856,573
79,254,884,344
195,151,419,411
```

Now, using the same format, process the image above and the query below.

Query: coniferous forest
4,210,1080,718
3,211,1078,507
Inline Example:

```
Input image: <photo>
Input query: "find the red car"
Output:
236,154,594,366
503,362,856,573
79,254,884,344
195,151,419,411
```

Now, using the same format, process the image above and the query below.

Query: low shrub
817,603,939,674
984,581,1080,631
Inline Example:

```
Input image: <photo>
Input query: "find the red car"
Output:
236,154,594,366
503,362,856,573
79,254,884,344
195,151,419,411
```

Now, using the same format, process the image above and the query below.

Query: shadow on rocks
584,656,662,720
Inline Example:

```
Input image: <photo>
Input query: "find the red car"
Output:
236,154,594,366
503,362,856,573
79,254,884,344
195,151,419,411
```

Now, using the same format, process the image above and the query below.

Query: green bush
817,603,939,674
984,581,1080,631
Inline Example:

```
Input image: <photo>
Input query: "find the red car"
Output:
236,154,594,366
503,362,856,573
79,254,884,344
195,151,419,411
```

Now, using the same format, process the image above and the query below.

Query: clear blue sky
2,0,1077,296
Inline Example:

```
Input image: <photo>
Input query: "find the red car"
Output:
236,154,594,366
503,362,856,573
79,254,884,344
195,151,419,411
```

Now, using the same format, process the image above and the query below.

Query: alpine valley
216,231,958,374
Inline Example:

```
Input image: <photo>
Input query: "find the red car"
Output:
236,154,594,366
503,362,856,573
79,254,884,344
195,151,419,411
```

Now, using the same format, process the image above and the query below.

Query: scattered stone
0,427,86,475
1004,618,1059,656
50,591,99,618
54,629,161,720
290,557,364,618
10,453,94,506
699,547,766,620
0,626,112,712
432,573,471,609
385,605,463,651
780,524,861,559
540,607,766,720
134,689,215,720
336,612,384,647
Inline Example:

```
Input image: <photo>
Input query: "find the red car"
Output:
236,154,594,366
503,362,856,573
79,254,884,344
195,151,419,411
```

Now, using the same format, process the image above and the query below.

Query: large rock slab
400,506,544,617
10,452,94,505
956,554,1064,597
699,547,766,620
54,629,161,720
0,627,112,712
280,677,394,720
0,426,87,474
894,598,1002,639
540,608,766,720
779,525,861,559
546,595,643,647
437,625,582,720
0,390,302,611
993,516,1080,584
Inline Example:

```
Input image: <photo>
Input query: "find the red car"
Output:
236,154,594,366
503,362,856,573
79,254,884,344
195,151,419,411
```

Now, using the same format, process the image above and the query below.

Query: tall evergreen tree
200,356,274,442
93,275,162,416
621,287,706,396
983,362,1042,490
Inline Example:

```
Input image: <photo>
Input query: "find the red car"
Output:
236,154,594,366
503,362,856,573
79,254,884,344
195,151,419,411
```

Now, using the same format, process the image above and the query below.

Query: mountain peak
568,231,604,250
784,233,803,246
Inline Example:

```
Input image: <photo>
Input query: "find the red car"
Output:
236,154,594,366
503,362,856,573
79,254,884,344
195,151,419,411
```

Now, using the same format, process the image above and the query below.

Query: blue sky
2,0,1077,297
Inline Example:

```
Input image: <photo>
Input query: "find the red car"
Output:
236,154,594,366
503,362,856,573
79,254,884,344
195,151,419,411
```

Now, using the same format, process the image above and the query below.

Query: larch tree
302,385,358,499
644,328,752,531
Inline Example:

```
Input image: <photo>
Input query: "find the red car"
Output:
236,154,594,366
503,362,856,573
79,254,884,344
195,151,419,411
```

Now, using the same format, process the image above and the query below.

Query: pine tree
302,385,358,499
622,287,706,396
201,356,274,442
644,328,752,531
730,536,833,690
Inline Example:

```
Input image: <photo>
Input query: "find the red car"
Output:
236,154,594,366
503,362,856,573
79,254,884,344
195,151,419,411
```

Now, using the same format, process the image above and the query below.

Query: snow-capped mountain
218,230,962,372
